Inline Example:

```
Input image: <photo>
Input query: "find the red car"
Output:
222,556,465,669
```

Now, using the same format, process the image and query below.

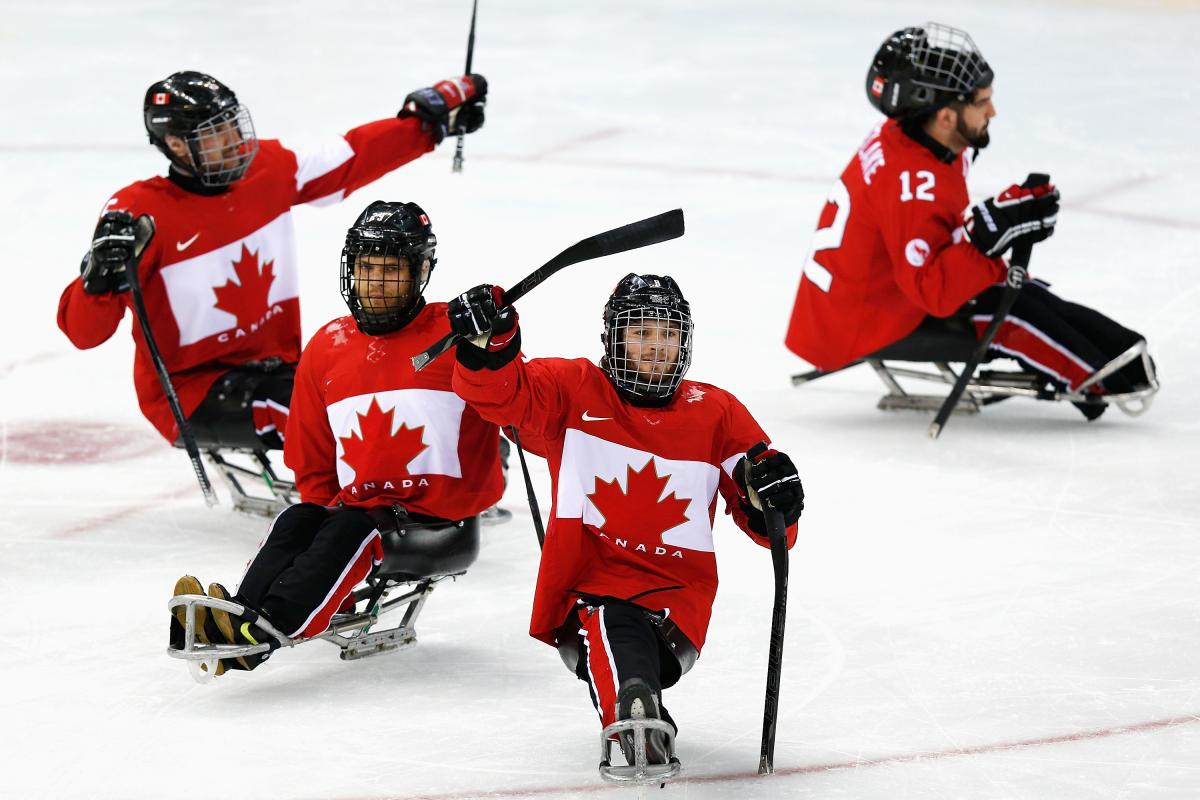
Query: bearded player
170,201,503,676
445,274,804,775
785,24,1155,420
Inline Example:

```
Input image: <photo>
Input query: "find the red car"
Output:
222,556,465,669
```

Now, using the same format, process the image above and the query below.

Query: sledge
167,514,480,682
792,316,1158,418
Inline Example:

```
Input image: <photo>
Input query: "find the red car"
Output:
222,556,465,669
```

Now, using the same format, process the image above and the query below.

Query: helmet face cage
604,305,694,400
868,22,993,119
183,104,258,186
340,234,435,335
906,23,991,99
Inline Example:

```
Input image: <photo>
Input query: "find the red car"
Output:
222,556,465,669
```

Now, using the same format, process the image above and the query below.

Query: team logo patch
905,238,931,267
871,77,886,97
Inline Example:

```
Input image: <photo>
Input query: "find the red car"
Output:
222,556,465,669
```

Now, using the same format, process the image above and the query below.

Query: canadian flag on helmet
419,214,429,225
870,77,886,97
153,92,170,105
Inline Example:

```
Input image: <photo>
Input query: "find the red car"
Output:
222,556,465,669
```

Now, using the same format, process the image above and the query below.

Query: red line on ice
51,485,200,539
0,351,65,378
347,712,1200,800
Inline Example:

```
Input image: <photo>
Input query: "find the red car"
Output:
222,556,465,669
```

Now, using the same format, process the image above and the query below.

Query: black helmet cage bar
905,23,991,100
340,231,436,335
603,305,694,400
178,104,259,186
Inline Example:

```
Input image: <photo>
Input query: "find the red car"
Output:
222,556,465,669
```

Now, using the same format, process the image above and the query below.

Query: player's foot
615,678,673,766
170,575,225,677
207,582,276,671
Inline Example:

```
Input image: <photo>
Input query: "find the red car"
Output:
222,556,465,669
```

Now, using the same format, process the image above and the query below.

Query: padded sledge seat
377,516,480,581
868,316,978,363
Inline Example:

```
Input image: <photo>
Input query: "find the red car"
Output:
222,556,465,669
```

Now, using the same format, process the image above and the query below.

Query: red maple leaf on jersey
212,245,276,330
587,459,690,544
338,397,428,477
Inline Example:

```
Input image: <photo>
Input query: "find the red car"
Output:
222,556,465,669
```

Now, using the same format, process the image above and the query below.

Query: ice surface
2,1,1198,798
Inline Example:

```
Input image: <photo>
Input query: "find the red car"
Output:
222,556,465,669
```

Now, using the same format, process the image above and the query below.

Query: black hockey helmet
144,71,258,187
601,273,694,405
341,201,437,335
866,23,993,120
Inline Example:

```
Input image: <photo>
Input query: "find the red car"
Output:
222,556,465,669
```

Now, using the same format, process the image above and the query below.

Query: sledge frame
203,447,298,517
167,573,460,683
598,717,682,787
793,339,1158,418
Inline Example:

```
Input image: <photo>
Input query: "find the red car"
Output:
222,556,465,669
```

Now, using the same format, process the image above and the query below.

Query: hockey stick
451,0,479,174
411,208,686,370
758,502,789,775
126,215,218,506
928,239,1034,439
506,426,546,549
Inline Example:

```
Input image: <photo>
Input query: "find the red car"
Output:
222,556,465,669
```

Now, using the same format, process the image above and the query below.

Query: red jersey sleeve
283,334,340,505
874,161,1006,318
714,392,799,550
452,356,581,444
283,118,437,207
56,275,127,349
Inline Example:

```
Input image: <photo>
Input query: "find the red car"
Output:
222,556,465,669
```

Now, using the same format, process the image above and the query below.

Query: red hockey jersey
285,303,502,518
57,118,436,441
453,356,798,654
785,118,1007,371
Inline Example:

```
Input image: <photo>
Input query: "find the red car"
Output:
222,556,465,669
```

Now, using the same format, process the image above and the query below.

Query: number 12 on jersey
802,179,850,294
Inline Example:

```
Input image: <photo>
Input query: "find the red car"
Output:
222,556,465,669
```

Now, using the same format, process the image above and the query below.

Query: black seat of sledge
869,315,978,363
377,515,481,581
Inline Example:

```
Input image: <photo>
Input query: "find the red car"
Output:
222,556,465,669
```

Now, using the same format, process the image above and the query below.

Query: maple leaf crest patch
212,245,276,330
338,397,429,478
587,458,690,545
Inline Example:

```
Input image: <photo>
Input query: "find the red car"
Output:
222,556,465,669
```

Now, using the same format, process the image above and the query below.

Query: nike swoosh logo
176,233,200,252
581,411,612,422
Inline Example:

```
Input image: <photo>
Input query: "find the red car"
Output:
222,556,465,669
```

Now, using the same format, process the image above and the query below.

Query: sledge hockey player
57,69,487,452
785,23,1156,420
169,201,503,677
445,274,805,780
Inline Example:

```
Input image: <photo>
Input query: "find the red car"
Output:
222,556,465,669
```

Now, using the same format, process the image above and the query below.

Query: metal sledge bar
320,578,443,661
168,575,458,681
790,360,862,386
205,449,297,517
867,354,1158,416
599,718,681,786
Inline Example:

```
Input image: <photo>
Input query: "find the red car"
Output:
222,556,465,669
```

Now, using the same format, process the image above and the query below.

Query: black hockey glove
448,284,520,371
399,74,487,145
966,173,1059,259
735,442,804,536
81,211,141,294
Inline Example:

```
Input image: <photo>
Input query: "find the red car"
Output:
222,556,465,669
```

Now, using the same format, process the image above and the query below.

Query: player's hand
82,211,142,295
737,442,804,526
448,284,519,371
966,173,1059,259
399,74,487,145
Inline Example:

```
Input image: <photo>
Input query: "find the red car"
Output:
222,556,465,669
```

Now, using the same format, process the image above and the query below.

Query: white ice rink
2,1,1199,797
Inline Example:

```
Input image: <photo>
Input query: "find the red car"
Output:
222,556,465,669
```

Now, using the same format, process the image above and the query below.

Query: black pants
969,280,1147,393
185,359,295,451
236,503,383,639
562,602,688,732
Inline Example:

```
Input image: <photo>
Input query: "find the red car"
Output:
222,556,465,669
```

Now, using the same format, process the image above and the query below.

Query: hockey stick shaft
758,506,789,775
928,240,1034,439
451,0,479,174
507,427,546,549
411,208,685,370
126,217,218,506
